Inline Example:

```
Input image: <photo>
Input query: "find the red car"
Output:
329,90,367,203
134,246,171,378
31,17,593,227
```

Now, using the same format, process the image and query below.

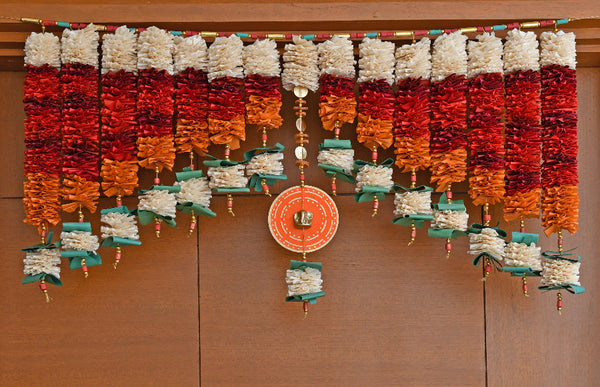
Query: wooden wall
1,2,599,386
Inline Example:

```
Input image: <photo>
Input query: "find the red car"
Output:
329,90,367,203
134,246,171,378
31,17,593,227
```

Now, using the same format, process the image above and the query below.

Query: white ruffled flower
101,211,140,240
467,33,503,77
208,35,244,81
318,35,356,78
61,230,100,252
541,257,581,287
504,242,542,271
431,31,467,82
286,267,323,296
23,249,61,278
355,165,393,192
207,165,248,188
317,148,354,174
24,32,61,68
138,189,178,218
540,30,577,69
395,37,431,81
503,29,539,74
174,35,208,74
174,177,212,208
137,26,174,74
246,152,284,176
61,24,99,67
468,227,505,261
357,37,395,84
243,39,280,77
102,26,137,74
394,191,432,216
282,35,319,91
431,210,469,231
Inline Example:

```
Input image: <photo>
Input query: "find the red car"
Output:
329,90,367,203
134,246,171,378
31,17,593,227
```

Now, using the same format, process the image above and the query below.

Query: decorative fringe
208,35,244,81
138,189,178,218
282,35,319,91
207,165,248,188
431,210,469,231
355,164,394,191
61,24,99,67
137,26,174,74
24,32,60,68
504,242,542,271
393,191,432,216
243,39,280,77
468,227,505,261
431,31,468,82
541,257,581,287
101,25,137,74
503,29,540,73
23,249,61,278
174,177,212,208
357,38,395,84
286,267,323,296
174,35,208,74
395,37,431,81
246,152,284,176
101,211,139,240
318,35,356,78
60,230,100,252
317,148,354,174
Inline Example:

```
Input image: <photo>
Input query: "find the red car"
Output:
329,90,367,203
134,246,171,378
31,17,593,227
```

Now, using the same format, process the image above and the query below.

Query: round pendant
268,185,339,253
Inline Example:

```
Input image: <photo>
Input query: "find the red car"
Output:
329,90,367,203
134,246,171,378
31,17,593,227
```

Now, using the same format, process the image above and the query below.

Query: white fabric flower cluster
208,35,244,81
174,35,208,74
24,32,61,68
246,152,284,176
138,189,178,218
540,30,577,69
467,33,503,77
23,249,61,278
318,35,356,78
286,267,323,296
431,31,468,82
541,257,581,287
395,37,431,81
102,26,137,74
431,210,469,231
137,26,174,74
174,177,212,208
101,211,140,240
282,35,319,92
355,165,393,192
61,230,100,252
243,39,280,77
207,165,248,188
393,191,432,217
503,29,539,74
468,227,505,261
61,24,99,67
317,148,355,174
357,37,395,84
503,242,542,271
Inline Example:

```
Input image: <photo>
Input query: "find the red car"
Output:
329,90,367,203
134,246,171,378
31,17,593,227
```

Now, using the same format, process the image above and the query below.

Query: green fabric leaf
139,185,181,194
542,249,580,262
510,232,539,245
21,232,60,252
212,187,250,193
428,228,467,239
62,222,92,233
203,153,247,167
392,184,434,193
500,266,541,276
352,158,394,173
176,168,206,181
318,164,355,183
243,143,285,161
133,210,177,227
100,206,131,215
538,284,586,294
22,273,45,284
290,260,322,271
354,191,387,203
101,236,142,248
67,253,102,270
472,253,503,269
176,203,217,217
248,174,288,191
319,139,352,150
392,214,433,228
44,275,62,286
286,291,326,304
467,223,507,238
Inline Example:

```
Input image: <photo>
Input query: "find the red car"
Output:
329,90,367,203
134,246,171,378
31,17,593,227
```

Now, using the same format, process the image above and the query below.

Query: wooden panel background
0,2,599,386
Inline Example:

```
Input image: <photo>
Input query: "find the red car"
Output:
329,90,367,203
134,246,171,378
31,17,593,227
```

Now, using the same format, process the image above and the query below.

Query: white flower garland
101,211,140,240
468,227,505,261
317,148,354,174
174,177,212,208
395,37,431,81
24,32,61,68
467,33,503,78
243,39,280,77
431,210,469,231
317,35,356,78
207,165,248,188
174,35,208,74
207,35,244,81
357,37,395,85
282,35,319,92
61,230,100,252
431,31,467,82
355,165,393,192
503,242,542,271
540,31,577,69
137,26,174,74
61,24,99,67
286,267,323,296
393,191,432,217
102,25,137,74
23,249,61,278
246,152,284,176
503,29,539,74
138,189,178,218
541,257,581,287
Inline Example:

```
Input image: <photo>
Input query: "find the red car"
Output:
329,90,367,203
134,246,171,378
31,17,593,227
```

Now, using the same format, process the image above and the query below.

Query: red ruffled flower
319,74,355,100
175,68,210,155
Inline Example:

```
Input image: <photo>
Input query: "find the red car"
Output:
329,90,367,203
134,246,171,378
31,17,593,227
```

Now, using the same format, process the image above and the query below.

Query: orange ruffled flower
503,189,541,221
318,95,357,131
61,174,101,213
394,136,431,172
23,173,61,232
246,96,283,130
208,115,246,150
101,159,139,197
356,114,394,150
469,168,505,206
175,119,210,155
137,135,176,172
542,185,579,236
430,148,467,192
